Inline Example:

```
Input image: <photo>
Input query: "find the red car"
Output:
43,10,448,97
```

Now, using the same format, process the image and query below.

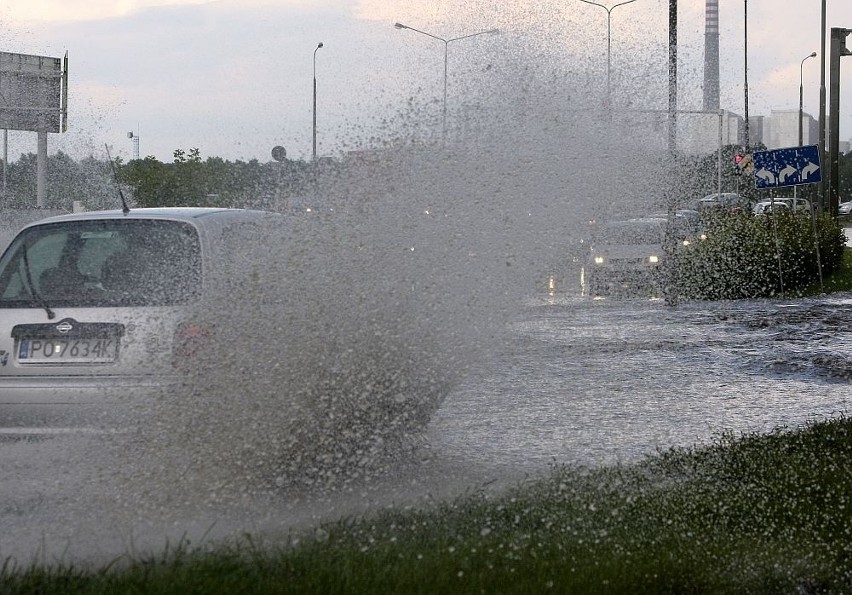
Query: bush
676,212,846,300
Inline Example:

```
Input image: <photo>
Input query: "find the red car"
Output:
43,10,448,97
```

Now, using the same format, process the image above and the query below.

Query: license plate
17,337,119,364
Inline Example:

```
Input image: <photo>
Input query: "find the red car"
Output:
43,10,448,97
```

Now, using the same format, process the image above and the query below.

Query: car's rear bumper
586,266,662,294
588,266,659,282
0,375,180,436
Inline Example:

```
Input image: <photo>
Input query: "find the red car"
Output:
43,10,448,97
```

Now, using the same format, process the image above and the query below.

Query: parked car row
693,193,819,217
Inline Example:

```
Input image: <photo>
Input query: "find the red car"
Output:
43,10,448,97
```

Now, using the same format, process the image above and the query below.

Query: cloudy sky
2,0,851,163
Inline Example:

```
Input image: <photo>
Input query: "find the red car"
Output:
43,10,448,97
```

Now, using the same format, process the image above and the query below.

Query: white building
675,110,743,155
759,109,818,149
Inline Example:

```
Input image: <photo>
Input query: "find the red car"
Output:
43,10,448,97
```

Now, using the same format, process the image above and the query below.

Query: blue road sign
752,145,822,189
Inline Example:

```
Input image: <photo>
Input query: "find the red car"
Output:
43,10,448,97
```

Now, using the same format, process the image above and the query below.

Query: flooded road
430,293,851,473
1,291,850,567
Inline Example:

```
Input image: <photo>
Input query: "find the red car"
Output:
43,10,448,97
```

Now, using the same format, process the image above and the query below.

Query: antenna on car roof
104,144,130,215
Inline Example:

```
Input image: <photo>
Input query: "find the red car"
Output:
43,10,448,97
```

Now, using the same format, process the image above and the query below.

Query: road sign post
752,144,825,294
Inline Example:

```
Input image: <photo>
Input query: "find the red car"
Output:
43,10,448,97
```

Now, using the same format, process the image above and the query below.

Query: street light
799,51,817,147
312,42,323,162
394,22,499,137
577,0,638,107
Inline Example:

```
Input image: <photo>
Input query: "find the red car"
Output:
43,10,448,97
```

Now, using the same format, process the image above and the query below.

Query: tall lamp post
312,42,323,163
577,0,638,107
394,23,498,137
799,52,817,147
796,52,817,202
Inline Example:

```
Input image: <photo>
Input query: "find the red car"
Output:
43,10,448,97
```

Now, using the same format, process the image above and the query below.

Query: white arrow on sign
779,164,797,183
801,161,820,180
756,169,776,184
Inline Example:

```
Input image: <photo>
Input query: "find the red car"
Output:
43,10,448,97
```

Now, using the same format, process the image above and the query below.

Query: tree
3,151,117,210
115,149,315,209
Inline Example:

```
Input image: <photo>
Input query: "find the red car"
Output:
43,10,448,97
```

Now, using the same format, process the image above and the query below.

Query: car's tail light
172,321,213,369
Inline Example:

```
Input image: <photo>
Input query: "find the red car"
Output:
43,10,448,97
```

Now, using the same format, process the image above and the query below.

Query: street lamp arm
578,0,637,14
799,52,816,73
396,22,499,45
313,42,323,75
610,0,638,12
394,23,446,43
446,29,500,44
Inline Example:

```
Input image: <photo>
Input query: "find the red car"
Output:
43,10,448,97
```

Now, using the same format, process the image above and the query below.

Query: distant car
839,200,852,216
773,197,812,213
648,209,706,242
584,217,669,297
752,200,791,216
695,193,750,214
0,207,281,437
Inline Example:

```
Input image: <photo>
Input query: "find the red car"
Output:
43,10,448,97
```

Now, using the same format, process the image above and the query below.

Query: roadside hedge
676,212,846,300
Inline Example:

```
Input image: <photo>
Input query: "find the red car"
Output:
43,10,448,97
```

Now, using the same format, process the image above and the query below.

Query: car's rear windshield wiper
21,243,55,320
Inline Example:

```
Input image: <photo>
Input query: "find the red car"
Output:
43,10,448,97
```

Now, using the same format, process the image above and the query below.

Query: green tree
115,149,315,209
3,151,117,210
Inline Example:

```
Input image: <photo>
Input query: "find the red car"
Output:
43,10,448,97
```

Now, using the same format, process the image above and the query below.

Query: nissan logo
56,321,73,334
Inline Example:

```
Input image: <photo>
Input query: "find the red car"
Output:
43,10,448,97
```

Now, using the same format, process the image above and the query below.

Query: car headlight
648,255,659,264
594,255,605,265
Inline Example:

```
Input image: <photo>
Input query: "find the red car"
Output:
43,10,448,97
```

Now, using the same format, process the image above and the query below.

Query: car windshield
593,221,666,245
0,219,201,308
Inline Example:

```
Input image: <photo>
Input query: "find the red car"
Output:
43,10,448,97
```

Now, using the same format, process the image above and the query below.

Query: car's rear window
0,219,201,308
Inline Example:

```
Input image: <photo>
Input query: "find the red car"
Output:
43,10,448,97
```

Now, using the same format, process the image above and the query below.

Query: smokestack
703,0,720,111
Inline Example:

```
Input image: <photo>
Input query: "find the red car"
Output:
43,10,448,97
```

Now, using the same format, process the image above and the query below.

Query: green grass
3,417,851,594
795,246,852,297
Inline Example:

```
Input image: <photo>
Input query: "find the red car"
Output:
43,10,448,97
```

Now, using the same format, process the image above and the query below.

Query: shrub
676,212,846,300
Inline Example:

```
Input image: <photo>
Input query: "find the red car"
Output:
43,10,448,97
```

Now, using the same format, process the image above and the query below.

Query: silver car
0,207,279,437
584,217,668,296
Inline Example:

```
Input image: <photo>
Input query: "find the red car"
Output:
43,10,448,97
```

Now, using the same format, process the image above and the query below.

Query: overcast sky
2,0,852,163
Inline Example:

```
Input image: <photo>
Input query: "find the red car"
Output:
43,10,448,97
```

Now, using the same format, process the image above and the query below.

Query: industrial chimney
703,0,720,111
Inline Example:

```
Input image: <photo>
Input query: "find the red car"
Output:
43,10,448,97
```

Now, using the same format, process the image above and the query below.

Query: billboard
0,51,67,133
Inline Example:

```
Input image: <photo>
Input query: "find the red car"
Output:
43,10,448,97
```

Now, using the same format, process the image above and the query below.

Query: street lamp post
577,0,638,107
312,42,323,163
796,52,817,203
394,23,498,137
799,52,817,147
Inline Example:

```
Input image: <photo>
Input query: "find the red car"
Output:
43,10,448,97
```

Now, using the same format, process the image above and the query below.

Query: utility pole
664,0,679,307
828,27,852,218
743,0,749,151
819,0,828,213
667,0,677,154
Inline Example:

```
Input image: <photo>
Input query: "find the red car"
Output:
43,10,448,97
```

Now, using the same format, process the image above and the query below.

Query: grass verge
796,246,852,297
3,417,851,594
